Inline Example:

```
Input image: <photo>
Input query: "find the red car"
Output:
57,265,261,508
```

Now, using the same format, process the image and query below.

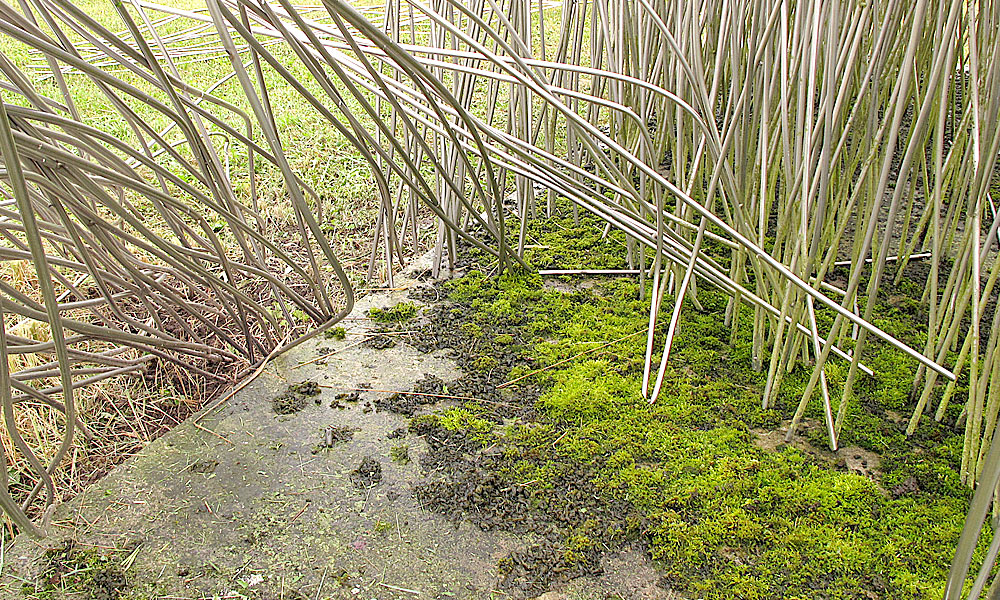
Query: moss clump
437,407,494,440
390,445,410,464
403,205,985,599
471,355,499,372
324,326,347,340
32,540,129,600
368,302,419,323
461,322,484,338
494,333,515,345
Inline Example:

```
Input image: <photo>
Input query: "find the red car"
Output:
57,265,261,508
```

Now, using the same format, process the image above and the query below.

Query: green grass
0,0,386,244
0,0,394,527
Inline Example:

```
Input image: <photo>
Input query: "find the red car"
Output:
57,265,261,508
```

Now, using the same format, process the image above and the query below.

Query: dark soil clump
409,417,483,474
335,391,361,403
330,391,360,409
272,381,321,414
499,543,603,594
33,540,129,600
188,459,218,474
892,475,921,497
375,374,447,415
312,426,355,453
289,380,320,396
363,335,397,350
351,456,383,488
407,284,442,304
411,418,635,596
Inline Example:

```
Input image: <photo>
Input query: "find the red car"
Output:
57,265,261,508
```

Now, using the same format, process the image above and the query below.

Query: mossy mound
29,541,130,600
399,206,987,599
367,301,419,323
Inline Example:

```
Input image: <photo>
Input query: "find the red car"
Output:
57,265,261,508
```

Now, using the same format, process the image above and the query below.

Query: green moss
30,541,130,600
437,407,494,442
368,302,419,323
416,207,985,599
461,322,484,338
471,355,499,372
391,444,410,464
495,333,515,345
324,326,347,340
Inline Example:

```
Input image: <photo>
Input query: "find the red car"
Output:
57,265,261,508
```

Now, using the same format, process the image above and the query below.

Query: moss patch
30,540,130,600
391,445,411,464
401,206,985,599
323,326,347,340
368,302,419,323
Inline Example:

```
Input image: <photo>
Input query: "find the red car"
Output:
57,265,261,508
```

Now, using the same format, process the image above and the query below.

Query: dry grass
0,0,433,535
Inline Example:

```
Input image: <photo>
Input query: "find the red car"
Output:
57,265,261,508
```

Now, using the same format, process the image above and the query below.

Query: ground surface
0,256,673,600
0,211,987,600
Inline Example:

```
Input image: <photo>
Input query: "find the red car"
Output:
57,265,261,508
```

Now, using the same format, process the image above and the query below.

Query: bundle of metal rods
1,0,998,594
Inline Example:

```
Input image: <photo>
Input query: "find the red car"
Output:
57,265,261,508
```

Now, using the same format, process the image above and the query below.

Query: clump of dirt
312,426,355,453
188,460,219,474
363,335,397,350
414,373,446,395
272,391,306,414
397,296,543,421
330,391,360,409
289,381,320,396
408,409,495,472
408,284,442,303
410,418,636,597
375,374,447,415
892,476,921,497
499,543,603,593
351,456,383,488
272,381,321,414
34,540,129,600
